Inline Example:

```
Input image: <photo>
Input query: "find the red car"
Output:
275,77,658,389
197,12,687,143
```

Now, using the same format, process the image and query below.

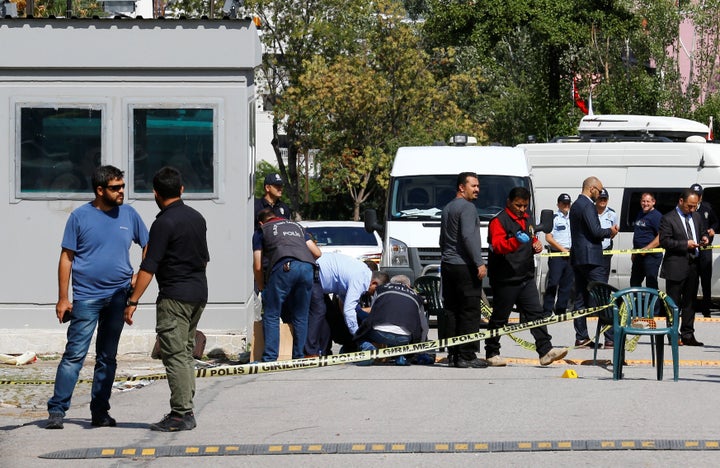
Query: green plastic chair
611,287,680,381
587,281,618,365
413,275,446,341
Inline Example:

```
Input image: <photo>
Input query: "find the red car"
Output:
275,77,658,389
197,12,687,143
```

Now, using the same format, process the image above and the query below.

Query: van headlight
388,237,409,267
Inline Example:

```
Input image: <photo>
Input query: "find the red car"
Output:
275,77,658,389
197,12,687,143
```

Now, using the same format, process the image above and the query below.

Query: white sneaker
486,355,507,367
539,347,569,366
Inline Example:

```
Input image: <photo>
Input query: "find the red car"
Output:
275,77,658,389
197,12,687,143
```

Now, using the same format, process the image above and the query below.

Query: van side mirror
364,209,384,237
535,209,554,234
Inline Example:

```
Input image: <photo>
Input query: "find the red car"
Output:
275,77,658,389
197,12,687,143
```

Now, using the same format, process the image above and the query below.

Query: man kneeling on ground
353,275,434,366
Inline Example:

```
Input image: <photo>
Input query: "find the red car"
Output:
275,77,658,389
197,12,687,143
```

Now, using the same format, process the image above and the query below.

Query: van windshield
388,175,532,221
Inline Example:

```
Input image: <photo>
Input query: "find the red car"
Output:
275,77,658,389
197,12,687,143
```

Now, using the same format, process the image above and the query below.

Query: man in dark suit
569,176,619,347
659,188,709,346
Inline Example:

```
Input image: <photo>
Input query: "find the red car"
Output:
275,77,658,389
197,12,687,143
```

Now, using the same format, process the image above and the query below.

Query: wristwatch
126,299,139,307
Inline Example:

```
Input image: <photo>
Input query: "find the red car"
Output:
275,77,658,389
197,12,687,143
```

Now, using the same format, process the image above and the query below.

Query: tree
675,0,720,109
165,0,225,18
243,0,375,218
420,0,703,144
281,0,482,220
18,0,106,17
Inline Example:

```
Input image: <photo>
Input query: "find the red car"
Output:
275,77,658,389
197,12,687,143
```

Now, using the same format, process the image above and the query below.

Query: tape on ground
0,304,609,385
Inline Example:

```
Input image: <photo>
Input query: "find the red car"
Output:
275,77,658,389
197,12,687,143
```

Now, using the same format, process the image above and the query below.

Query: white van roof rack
578,114,709,141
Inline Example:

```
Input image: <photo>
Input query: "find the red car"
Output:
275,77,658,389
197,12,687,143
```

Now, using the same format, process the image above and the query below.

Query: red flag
573,76,589,115
709,116,714,141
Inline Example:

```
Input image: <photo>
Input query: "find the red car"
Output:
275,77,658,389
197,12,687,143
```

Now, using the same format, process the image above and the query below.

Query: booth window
132,108,216,197
18,106,102,197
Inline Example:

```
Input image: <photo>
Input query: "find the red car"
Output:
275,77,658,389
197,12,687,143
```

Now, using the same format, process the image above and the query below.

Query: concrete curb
0,329,248,357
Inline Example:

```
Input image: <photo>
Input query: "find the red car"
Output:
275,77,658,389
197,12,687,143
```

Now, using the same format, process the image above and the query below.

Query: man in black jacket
354,275,430,366
486,187,568,367
659,188,708,346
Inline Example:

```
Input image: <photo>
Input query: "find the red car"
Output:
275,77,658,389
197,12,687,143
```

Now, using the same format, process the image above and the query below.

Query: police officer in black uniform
254,173,292,229
691,184,719,316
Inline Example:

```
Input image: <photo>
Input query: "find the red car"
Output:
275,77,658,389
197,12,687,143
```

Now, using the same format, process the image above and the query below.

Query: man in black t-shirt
124,166,209,433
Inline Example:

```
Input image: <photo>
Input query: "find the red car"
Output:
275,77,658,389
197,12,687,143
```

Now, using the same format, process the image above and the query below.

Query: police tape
0,304,611,386
480,302,537,352
542,245,720,258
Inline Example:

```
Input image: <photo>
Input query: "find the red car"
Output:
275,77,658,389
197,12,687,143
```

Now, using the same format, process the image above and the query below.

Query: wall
0,18,262,338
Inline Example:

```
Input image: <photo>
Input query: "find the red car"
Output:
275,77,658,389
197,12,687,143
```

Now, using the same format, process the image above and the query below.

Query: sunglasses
104,184,126,192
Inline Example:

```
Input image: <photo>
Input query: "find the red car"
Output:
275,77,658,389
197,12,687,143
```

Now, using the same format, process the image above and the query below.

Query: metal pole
66,0,72,17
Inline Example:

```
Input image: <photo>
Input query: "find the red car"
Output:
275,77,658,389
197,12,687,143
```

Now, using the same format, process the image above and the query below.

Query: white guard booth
0,18,262,354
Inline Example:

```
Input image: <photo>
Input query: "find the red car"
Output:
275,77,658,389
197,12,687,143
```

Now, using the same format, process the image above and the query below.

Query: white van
365,143,546,285
520,114,720,296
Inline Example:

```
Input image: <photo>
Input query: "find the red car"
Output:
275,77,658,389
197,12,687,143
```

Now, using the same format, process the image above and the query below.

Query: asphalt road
2,318,720,467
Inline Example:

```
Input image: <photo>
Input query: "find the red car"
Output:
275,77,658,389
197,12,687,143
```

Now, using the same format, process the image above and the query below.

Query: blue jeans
262,260,313,361
47,287,128,417
362,329,411,347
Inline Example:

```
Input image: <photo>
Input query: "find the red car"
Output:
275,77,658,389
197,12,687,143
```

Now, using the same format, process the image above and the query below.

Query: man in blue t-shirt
46,166,148,430
630,192,662,290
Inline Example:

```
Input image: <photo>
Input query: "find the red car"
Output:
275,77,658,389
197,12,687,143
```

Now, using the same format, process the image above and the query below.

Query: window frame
126,99,222,201
12,99,108,201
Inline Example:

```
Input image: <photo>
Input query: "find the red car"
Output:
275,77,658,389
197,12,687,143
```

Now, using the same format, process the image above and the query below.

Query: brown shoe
485,355,507,367
540,348,569,366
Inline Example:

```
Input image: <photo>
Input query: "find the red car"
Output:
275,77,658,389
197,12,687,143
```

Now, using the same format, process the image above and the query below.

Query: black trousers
304,282,333,356
487,279,552,358
572,263,609,341
665,260,700,339
698,249,713,311
441,262,484,361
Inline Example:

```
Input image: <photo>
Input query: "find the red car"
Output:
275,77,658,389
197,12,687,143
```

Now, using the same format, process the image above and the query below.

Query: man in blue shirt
542,193,574,316
46,166,148,430
596,188,617,282
630,192,662,290
304,252,388,356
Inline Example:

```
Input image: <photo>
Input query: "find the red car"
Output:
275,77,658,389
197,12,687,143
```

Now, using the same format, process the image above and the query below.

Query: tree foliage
243,0,375,217
16,0,106,17
165,0,225,18
280,0,482,220
420,0,720,144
